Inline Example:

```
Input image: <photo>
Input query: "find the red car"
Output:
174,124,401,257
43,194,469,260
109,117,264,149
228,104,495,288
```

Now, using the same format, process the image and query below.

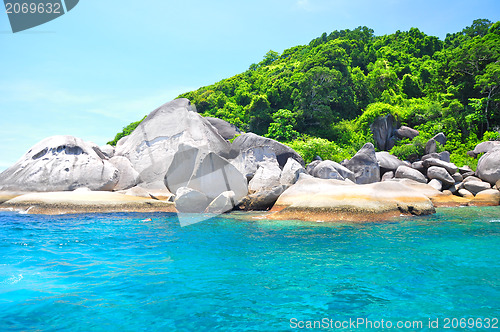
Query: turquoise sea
0,208,499,331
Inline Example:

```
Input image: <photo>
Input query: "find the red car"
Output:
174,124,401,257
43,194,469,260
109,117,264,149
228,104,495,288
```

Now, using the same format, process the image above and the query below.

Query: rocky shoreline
1,98,499,221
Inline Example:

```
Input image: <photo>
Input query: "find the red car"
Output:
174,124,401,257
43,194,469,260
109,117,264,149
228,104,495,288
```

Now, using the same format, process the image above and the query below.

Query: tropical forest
109,19,500,169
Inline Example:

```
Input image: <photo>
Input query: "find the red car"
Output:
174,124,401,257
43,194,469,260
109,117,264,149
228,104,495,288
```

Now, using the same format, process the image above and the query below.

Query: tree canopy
109,19,500,168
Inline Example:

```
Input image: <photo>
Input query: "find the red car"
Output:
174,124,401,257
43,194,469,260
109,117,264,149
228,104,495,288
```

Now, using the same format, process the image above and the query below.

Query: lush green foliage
110,20,500,169
285,136,354,164
107,116,146,146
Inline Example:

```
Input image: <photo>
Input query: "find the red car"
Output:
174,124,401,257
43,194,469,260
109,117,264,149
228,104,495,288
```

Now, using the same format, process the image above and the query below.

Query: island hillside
0,20,499,220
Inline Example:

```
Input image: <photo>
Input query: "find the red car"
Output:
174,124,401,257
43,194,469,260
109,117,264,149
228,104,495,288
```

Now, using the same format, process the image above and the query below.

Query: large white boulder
280,158,306,186
115,98,230,184
0,135,119,192
108,156,140,190
271,176,435,222
174,187,209,213
228,133,304,168
187,152,248,204
476,148,500,185
248,159,282,193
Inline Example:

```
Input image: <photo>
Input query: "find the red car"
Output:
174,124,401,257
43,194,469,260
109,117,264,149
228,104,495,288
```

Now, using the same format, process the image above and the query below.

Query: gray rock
344,143,380,184
174,187,209,213
0,135,119,192
109,156,140,191
280,158,306,186
228,133,304,168
432,132,447,146
396,126,419,140
464,181,491,195
422,158,458,175
116,135,129,147
164,144,206,195
188,152,248,204
472,141,500,156
421,153,441,161
395,165,427,183
462,171,476,179
458,189,474,199
205,191,236,214
229,146,277,180
370,114,396,151
376,151,407,173
448,184,458,195
476,149,500,185
411,161,426,174
312,160,355,182
459,165,473,174
452,173,463,183
425,138,437,155
381,171,394,181
100,144,115,158
473,189,500,205
115,98,230,184
238,185,285,211
427,166,454,187
463,176,482,183
428,178,443,191
438,151,451,163
205,117,241,141
137,181,174,199
248,160,282,193
306,160,322,175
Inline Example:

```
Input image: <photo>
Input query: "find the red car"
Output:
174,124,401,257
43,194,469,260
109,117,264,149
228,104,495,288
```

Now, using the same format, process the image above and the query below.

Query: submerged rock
0,135,119,192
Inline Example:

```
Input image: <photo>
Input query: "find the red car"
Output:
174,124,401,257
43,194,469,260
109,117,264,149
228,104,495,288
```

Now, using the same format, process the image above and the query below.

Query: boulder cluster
1,98,499,219
0,99,305,214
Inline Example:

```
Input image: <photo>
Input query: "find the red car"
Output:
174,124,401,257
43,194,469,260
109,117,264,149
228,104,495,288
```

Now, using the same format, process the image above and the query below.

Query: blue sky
1,0,499,171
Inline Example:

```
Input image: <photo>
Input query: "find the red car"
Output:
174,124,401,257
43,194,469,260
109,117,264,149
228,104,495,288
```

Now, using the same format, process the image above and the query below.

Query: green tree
266,109,299,141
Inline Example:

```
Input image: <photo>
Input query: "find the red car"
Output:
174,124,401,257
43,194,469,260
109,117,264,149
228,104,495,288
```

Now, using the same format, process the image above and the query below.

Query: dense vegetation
109,19,500,168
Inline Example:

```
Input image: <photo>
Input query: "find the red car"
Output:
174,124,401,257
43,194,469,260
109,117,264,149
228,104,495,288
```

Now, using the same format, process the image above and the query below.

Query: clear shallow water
0,208,499,331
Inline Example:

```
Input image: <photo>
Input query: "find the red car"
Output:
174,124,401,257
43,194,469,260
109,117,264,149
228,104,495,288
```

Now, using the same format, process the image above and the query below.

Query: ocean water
0,208,499,331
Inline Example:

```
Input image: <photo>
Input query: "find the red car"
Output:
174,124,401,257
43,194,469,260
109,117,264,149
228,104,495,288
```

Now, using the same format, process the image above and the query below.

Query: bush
286,136,353,164
107,116,146,146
